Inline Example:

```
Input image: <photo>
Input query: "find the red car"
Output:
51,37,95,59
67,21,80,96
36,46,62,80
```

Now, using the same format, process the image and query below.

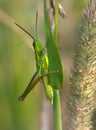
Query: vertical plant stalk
53,90,62,130
54,0,59,46
67,0,96,129
43,0,63,129
53,0,62,130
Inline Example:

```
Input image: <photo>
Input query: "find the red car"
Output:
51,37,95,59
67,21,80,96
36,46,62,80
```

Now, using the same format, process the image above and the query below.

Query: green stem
53,0,62,130
54,0,59,46
53,90,62,130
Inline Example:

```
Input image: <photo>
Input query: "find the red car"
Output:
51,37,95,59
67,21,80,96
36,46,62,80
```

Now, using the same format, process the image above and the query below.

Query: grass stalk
53,90,62,130
53,0,62,130
43,0,63,129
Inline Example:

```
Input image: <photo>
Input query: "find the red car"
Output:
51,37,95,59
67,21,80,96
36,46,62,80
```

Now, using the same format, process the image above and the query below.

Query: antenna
35,11,38,39
15,22,34,39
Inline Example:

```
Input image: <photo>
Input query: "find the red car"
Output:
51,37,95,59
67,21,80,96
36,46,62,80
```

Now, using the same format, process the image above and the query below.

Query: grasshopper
15,13,54,104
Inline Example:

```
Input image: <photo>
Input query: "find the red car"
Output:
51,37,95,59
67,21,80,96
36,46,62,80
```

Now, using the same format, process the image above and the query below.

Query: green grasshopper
15,14,54,104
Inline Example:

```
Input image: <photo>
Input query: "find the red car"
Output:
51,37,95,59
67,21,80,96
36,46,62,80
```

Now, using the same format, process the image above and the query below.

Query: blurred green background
0,0,87,130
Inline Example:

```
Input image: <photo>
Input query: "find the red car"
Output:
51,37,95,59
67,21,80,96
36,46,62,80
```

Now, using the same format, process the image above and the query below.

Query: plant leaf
43,0,64,89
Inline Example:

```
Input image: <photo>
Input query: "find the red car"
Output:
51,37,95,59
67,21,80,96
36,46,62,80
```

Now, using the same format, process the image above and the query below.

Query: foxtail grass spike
67,1,96,129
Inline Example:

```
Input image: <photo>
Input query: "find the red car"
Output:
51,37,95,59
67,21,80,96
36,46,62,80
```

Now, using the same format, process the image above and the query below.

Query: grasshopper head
33,39,44,55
